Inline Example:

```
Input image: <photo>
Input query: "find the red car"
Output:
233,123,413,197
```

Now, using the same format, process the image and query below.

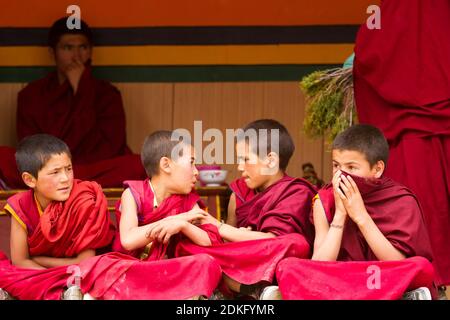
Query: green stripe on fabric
0,65,340,83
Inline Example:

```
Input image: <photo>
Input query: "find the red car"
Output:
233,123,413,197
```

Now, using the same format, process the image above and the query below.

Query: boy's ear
21,172,37,189
266,152,280,169
159,157,172,174
373,160,385,178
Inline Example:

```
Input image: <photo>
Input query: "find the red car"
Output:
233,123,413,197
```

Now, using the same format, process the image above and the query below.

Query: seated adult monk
0,16,145,189
175,119,317,299
274,124,436,300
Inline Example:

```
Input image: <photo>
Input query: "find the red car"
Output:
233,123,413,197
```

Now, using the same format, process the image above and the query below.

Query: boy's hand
338,175,369,226
198,213,221,227
174,208,209,225
332,170,347,218
146,219,187,244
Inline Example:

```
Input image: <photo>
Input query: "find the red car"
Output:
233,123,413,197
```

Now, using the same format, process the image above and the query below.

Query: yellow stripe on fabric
0,44,354,66
4,203,27,231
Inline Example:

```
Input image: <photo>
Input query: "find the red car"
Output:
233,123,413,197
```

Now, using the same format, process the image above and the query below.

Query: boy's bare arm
226,193,237,226
10,218,45,270
31,249,95,268
119,188,156,251
146,218,212,246
311,198,345,261
339,175,406,261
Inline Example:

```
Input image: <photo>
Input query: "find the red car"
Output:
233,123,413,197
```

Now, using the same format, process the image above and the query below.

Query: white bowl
198,169,228,186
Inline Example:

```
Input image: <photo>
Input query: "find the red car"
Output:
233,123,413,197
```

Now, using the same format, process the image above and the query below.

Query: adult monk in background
0,17,146,189
353,0,450,290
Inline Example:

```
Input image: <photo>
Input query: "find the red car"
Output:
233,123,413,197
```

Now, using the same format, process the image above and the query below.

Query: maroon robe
276,173,436,300
174,175,316,287
5,179,115,257
353,0,450,285
2,67,147,188
231,175,317,246
0,179,221,299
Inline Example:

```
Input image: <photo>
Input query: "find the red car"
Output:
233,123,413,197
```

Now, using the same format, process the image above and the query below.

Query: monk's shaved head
141,130,191,177
16,134,72,178
332,124,389,167
241,119,295,171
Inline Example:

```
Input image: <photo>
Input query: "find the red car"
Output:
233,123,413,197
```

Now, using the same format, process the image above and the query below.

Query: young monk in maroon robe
175,119,316,299
0,134,114,299
10,17,146,188
274,124,436,300
0,134,221,300
109,130,223,298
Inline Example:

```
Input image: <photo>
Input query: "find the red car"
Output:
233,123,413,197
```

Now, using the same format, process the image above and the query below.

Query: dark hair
48,17,93,48
332,124,389,167
15,134,72,178
141,130,191,177
302,162,314,171
241,119,295,171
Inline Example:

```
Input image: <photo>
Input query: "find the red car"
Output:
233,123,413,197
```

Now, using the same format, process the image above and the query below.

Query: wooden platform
0,186,231,259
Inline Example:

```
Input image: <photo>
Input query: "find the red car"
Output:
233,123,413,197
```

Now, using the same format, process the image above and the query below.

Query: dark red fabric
0,251,222,300
276,256,435,300
112,179,215,260
230,175,317,246
353,0,450,285
0,146,146,189
17,68,129,164
0,181,222,300
176,233,310,285
316,173,433,262
5,180,115,257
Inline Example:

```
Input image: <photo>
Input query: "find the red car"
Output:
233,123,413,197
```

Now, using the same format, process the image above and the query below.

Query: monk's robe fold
6,179,115,256
174,175,316,285
353,0,450,285
276,173,436,300
0,146,146,189
276,256,435,300
231,175,317,246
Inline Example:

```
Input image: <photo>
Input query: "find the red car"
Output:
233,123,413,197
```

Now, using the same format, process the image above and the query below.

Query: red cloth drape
354,0,450,285
230,175,317,246
0,179,222,299
0,251,222,300
276,256,435,300
6,179,114,256
176,233,310,286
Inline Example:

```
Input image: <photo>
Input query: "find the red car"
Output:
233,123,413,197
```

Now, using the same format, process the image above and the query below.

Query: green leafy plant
301,67,357,142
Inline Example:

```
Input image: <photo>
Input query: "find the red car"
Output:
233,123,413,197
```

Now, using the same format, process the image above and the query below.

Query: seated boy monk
0,133,221,300
0,17,145,189
175,119,317,298
0,134,114,299
109,130,223,297
274,124,436,300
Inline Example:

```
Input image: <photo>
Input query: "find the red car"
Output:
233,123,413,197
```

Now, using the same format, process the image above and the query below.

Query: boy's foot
83,293,96,300
62,285,83,300
187,295,208,300
259,286,282,300
402,287,432,300
209,290,227,300
437,286,448,300
0,288,14,300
